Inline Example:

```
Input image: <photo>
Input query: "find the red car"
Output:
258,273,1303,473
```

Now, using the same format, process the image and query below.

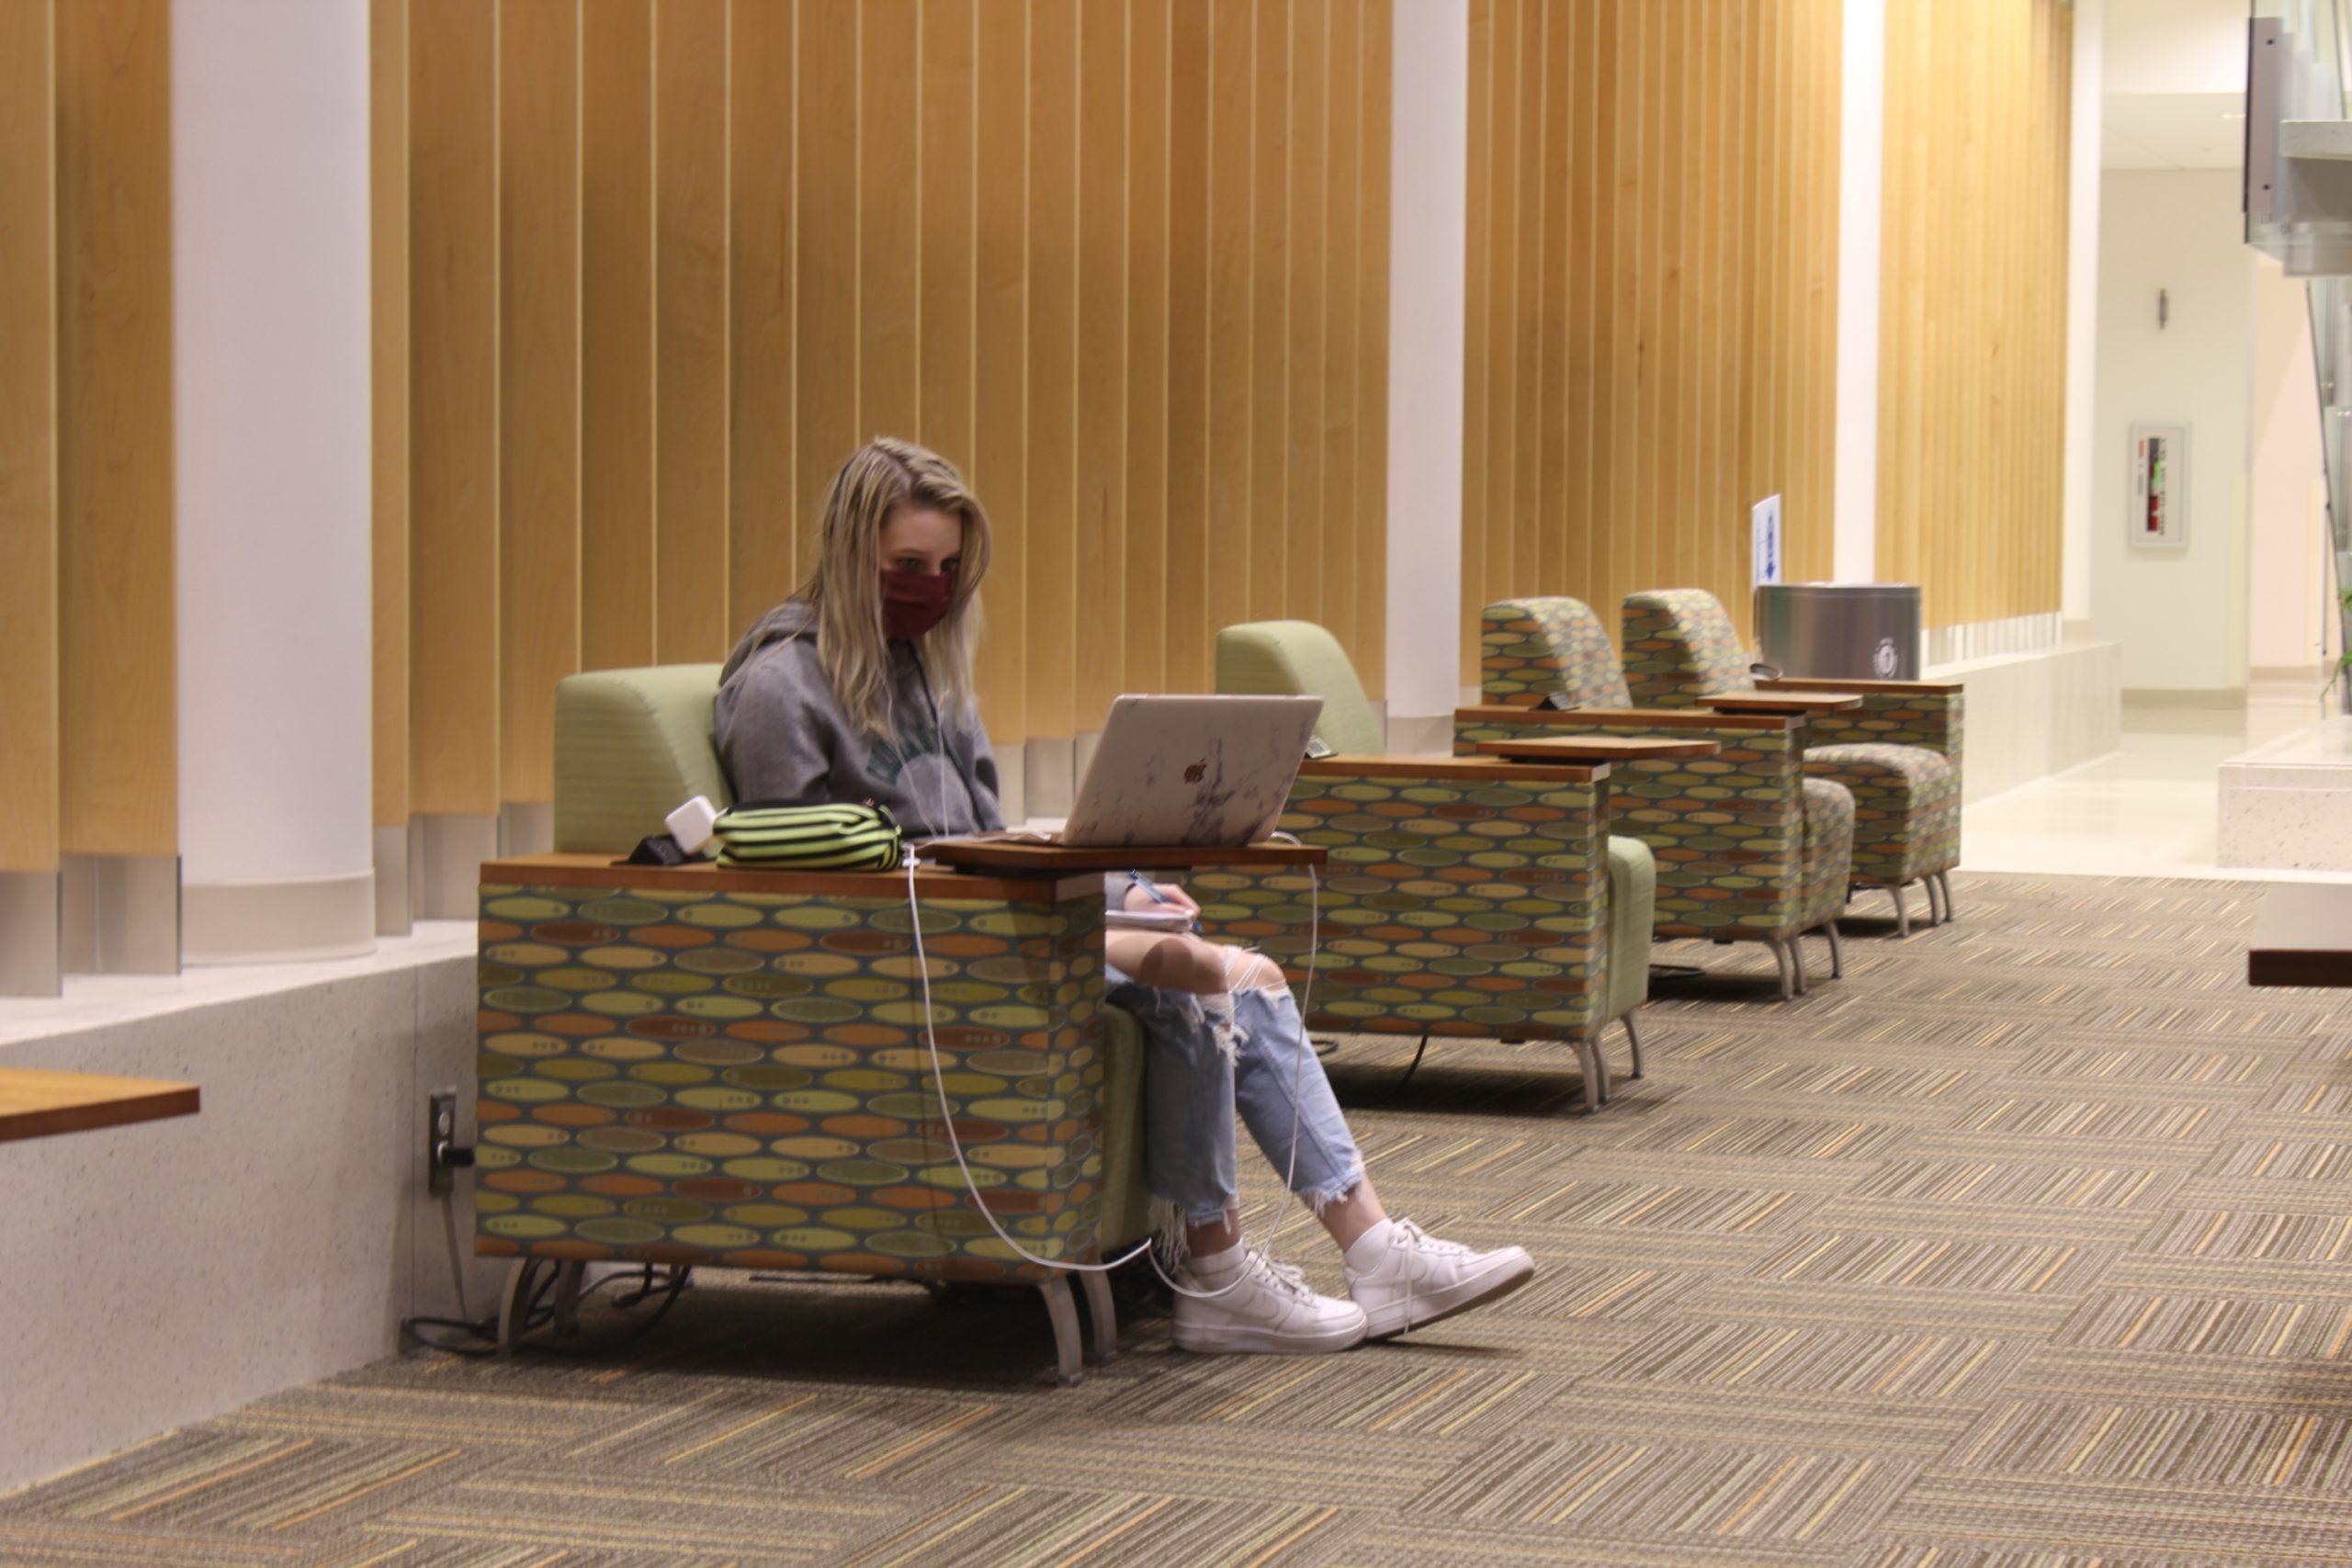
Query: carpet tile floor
8,873,2352,1565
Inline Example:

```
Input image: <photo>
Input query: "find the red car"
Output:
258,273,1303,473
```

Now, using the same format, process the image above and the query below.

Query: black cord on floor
401,1265,690,1359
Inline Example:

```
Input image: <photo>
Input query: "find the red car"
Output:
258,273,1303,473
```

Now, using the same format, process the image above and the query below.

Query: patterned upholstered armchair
1204,620,1653,1110
512,666,1155,1384
1464,597,1856,999
1621,589,1962,935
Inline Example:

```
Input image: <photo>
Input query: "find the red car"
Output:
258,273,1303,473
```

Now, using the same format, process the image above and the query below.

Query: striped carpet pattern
10,872,2352,1564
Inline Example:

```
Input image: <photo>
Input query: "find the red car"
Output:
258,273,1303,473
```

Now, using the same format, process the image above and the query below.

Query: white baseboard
2122,687,2248,710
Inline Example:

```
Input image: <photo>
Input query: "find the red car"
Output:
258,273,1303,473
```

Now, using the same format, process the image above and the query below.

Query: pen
1126,869,1172,905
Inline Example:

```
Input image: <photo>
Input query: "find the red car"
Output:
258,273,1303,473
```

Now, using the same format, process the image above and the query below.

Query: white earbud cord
899,848,1320,1303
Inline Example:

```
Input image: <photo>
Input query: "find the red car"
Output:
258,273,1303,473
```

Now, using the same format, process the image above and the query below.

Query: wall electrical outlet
426,1089,471,1197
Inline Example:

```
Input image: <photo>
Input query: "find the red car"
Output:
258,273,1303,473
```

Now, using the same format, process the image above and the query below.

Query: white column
1832,0,1884,582
1385,0,1469,732
2062,0,2104,625
173,0,376,962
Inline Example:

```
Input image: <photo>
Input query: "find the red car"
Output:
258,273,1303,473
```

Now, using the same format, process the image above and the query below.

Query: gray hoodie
713,599,1004,839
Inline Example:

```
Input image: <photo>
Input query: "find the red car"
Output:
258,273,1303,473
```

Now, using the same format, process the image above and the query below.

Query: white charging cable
899,845,1323,1301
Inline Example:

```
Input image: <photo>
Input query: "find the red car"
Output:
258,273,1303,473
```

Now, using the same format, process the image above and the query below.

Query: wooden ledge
1476,735,1719,763
482,852,1088,903
1305,753,1607,784
917,840,1327,874
0,1067,199,1145
1756,676,1964,695
1701,692,1865,716
1455,704,1800,734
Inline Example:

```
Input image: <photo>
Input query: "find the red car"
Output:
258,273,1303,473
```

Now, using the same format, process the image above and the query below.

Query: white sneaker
1344,1220,1535,1339
1172,1244,1370,1355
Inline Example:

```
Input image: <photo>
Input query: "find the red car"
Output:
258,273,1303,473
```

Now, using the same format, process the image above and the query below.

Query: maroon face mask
880,569,956,641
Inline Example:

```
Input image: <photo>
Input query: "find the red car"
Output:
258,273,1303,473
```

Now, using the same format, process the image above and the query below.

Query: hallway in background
1964,697,2337,881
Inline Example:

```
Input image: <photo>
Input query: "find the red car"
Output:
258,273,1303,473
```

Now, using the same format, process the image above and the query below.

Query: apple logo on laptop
1184,761,1207,784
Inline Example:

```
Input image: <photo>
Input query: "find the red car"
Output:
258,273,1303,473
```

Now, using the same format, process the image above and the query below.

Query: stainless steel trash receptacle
1755,583,1922,682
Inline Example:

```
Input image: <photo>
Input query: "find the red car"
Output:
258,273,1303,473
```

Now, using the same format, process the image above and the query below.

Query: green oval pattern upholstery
1455,709,1853,945
1622,590,1754,706
1191,770,1611,1041
1480,597,1632,710
475,878,1148,1283
1799,778,1858,931
1805,743,1960,889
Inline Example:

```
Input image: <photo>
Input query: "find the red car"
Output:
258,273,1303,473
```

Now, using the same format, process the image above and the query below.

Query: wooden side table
0,1067,198,1144
1699,692,1866,718
1474,735,1723,764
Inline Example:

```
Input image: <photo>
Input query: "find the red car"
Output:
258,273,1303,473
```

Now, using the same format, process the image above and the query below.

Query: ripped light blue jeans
1104,959,1365,1226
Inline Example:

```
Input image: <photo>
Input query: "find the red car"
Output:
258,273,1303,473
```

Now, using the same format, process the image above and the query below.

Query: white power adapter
665,795,720,857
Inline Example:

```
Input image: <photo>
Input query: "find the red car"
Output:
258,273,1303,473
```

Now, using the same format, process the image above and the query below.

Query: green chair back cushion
553,665,733,853
1213,621,1387,757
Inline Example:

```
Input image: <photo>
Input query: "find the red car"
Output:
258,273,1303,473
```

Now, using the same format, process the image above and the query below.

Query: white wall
2248,254,2330,673
2063,0,2104,623
2090,169,2253,692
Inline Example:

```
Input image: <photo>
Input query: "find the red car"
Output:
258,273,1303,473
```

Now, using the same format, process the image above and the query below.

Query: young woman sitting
714,436,1535,1355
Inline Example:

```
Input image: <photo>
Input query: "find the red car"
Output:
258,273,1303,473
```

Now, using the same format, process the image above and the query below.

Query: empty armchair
1468,597,1855,999
1205,619,1654,1109
1621,589,1962,934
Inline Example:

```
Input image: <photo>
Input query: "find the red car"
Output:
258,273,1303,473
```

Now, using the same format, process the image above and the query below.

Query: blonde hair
798,435,993,739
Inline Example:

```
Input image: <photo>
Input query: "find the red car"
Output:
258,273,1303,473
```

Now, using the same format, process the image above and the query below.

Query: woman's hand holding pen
1123,875,1201,918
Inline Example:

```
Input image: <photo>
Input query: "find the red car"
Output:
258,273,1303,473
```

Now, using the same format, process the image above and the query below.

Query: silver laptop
1060,694,1324,847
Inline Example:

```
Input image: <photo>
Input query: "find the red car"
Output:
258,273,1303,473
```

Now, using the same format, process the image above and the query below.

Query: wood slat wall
379,0,1394,813
0,0,57,874
498,0,581,804
407,0,499,817
370,0,409,834
1460,0,1841,678
55,0,175,857
1877,0,2072,629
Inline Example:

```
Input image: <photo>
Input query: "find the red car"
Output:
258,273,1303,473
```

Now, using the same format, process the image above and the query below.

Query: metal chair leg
1791,933,1809,995
550,1259,586,1337
1040,1275,1085,1387
1923,875,1945,927
1891,884,1911,938
1079,1268,1118,1365
1823,919,1844,979
1768,938,1795,1001
496,1257,547,1358
1936,870,1957,922
1621,1010,1645,1079
1576,1039,1606,1112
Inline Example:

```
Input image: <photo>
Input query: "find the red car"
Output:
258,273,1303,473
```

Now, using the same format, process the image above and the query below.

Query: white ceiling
2100,0,2247,171
2104,0,2248,96
2104,92,2246,170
